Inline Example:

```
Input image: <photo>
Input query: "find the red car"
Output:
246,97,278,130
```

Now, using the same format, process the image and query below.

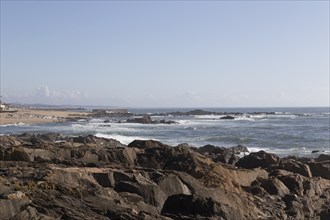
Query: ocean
1,107,329,157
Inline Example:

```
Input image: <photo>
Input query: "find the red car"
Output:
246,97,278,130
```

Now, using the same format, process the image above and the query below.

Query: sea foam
95,133,154,145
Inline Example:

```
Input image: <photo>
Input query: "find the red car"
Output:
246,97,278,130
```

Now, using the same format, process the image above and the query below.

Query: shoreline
0,108,89,125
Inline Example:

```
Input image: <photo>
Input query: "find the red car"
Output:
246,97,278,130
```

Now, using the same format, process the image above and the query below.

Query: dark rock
320,207,330,220
279,159,312,177
276,173,305,195
235,150,279,169
259,177,290,197
126,115,177,125
198,144,226,155
127,115,153,124
197,145,248,165
11,148,34,162
316,154,330,162
128,140,169,149
161,194,222,217
98,124,111,127
92,173,113,187
308,161,330,179
220,115,235,120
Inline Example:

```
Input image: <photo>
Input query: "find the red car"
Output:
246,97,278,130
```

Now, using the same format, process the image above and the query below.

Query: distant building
0,103,9,111
0,98,10,111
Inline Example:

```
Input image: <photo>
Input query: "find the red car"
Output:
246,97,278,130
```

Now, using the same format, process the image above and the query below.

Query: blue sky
1,1,329,107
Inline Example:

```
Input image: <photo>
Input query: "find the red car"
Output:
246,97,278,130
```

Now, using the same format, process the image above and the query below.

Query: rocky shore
0,133,329,219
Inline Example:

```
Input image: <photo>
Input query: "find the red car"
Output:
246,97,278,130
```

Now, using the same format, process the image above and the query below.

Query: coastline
0,108,89,125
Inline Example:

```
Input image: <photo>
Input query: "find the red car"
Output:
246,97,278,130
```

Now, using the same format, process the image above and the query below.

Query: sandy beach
0,109,89,125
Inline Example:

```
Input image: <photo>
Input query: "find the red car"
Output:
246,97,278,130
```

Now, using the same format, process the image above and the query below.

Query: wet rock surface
0,133,329,220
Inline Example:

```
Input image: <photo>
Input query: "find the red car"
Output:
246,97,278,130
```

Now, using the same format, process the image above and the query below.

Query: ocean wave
88,118,106,123
234,116,256,121
0,122,28,127
247,146,330,157
94,133,154,145
183,126,197,130
194,115,219,119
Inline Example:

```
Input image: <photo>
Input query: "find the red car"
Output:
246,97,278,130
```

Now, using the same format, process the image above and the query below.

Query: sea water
1,107,329,157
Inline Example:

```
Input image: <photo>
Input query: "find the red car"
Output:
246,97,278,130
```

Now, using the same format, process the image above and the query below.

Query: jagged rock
308,161,330,179
11,147,34,162
0,191,31,219
161,194,222,217
0,133,329,220
128,140,169,149
0,136,21,147
259,177,290,197
198,144,226,154
197,145,248,165
279,159,312,177
11,206,53,220
92,172,113,187
126,115,177,125
214,153,239,165
316,154,330,162
235,150,279,169
127,115,153,124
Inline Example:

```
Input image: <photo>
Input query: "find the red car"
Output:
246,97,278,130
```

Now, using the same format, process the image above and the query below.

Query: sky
0,0,329,108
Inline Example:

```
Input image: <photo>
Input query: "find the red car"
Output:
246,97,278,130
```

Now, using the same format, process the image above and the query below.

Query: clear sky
1,0,329,107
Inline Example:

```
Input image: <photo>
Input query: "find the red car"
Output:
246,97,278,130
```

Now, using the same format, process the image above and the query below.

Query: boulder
128,140,169,149
279,159,312,177
197,145,248,165
11,147,34,162
161,194,225,217
308,161,330,179
198,144,226,154
259,177,290,197
236,150,279,169
316,154,330,162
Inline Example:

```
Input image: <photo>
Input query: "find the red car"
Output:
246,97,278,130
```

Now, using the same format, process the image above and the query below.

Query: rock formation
0,133,329,219
126,115,177,124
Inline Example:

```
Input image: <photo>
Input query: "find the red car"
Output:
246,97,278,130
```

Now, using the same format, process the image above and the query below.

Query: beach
0,108,89,125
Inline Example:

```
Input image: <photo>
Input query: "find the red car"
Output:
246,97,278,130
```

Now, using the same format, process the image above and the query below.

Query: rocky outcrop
126,115,177,124
195,144,248,165
0,133,329,220
236,150,279,169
